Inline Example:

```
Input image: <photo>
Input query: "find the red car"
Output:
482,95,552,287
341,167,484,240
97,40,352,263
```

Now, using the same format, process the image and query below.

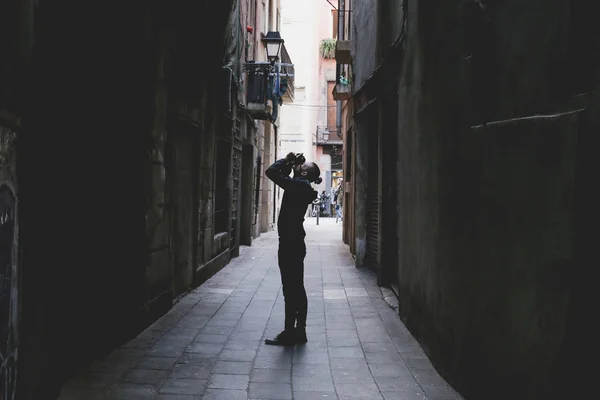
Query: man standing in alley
264,152,322,345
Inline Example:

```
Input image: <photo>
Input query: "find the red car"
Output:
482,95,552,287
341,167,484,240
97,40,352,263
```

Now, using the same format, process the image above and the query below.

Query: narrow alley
58,219,462,400
2,1,597,399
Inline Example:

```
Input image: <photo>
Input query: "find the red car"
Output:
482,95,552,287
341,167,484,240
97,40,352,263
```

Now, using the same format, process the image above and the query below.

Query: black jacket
266,158,318,239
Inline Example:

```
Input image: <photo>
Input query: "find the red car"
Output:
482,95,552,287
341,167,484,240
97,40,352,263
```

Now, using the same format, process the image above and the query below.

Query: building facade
0,0,291,398
342,1,598,399
278,0,344,216
244,0,291,241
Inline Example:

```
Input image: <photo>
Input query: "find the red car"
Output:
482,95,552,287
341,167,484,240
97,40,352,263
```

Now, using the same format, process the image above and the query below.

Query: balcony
314,126,343,146
335,40,352,64
279,43,295,104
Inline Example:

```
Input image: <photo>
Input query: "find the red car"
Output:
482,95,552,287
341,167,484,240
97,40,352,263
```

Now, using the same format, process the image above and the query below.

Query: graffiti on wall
0,185,17,400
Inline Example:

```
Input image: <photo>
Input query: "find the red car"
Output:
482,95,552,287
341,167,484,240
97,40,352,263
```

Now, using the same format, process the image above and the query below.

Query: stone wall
0,0,244,398
0,123,18,400
351,0,378,90
351,0,599,399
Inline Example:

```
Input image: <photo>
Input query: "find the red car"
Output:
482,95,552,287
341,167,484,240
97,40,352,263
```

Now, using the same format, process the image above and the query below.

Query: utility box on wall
246,65,267,104
335,40,352,64
245,63,273,120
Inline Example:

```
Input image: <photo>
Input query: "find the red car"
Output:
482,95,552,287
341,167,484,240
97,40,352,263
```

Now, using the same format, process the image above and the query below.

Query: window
332,10,338,39
331,154,343,171
277,10,281,31
263,2,267,33
214,140,231,233
345,129,352,181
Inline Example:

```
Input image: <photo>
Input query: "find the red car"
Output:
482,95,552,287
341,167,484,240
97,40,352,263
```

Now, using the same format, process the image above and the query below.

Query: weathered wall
352,0,599,399
0,125,18,400
351,0,378,90
1,1,241,398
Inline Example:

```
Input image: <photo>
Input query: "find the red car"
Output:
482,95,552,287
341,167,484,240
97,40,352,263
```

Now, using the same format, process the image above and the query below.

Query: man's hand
285,152,296,162
285,152,305,166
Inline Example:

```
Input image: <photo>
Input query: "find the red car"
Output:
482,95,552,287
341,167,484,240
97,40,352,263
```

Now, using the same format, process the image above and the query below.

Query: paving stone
369,363,413,378
334,382,384,399
326,335,361,347
291,363,330,378
251,368,292,383
329,358,369,371
148,344,187,358
328,346,365,359
63,372,121,389
292,375,335,392
194,334,230,345
248,382,292,399
112,383,159,399
122,368,170,385
170,363,213,380
58,387,113,400
201,326,236,336
218,349,257,362
135,356,179,371
202,389,248,400
292,391,338,400
365,351,405,364
381,391,430,400
253,356,292,370
207,374,249,390
156,395,200,400
292,350,330,364
326,329,358,339
362,342,398,354
406,356,435,371
331,369,375,384
160,379,207,395
56,221,463,400
186,342,225,355
224,339,261,352
213,361,253,375
374,376,421,392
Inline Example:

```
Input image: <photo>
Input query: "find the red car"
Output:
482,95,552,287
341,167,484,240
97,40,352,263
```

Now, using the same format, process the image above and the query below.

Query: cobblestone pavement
59,218,463,400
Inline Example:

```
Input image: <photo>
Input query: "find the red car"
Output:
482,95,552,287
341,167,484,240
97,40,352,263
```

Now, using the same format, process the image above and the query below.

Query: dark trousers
278,238,307,331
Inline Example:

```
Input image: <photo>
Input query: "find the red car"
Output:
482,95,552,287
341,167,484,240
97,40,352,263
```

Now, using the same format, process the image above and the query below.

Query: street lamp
262,31,284,64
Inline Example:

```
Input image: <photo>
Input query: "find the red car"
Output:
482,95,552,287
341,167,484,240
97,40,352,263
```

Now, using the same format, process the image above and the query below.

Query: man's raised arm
266,153,308,191
265,158,292,188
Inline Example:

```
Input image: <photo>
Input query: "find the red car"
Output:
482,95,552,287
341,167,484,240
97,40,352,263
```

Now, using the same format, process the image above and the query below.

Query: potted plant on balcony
320,38,336,59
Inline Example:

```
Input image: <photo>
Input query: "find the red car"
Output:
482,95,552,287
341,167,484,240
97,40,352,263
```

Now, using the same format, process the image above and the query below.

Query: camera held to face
286,152,306,166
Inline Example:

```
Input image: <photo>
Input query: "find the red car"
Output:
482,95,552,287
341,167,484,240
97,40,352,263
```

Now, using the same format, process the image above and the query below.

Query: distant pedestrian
264,152,322,345
334,181,343,222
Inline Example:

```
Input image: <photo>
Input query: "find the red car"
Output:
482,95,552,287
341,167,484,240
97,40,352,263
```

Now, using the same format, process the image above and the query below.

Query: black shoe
295,327,307,344
264,330,297,346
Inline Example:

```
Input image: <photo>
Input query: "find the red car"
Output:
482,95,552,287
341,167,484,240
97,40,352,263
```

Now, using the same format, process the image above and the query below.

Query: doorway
169,118,200,295
379,94,399,288
240,144,255,245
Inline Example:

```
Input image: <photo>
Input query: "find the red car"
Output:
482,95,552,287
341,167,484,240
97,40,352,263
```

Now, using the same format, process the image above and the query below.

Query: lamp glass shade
266,42,281,61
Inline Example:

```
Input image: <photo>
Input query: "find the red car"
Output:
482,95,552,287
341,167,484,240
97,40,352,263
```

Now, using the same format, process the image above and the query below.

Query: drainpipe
336,0,344,145
336,100,342,132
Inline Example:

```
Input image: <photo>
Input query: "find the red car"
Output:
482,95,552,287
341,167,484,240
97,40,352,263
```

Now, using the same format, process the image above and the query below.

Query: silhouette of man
264,152,322,345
